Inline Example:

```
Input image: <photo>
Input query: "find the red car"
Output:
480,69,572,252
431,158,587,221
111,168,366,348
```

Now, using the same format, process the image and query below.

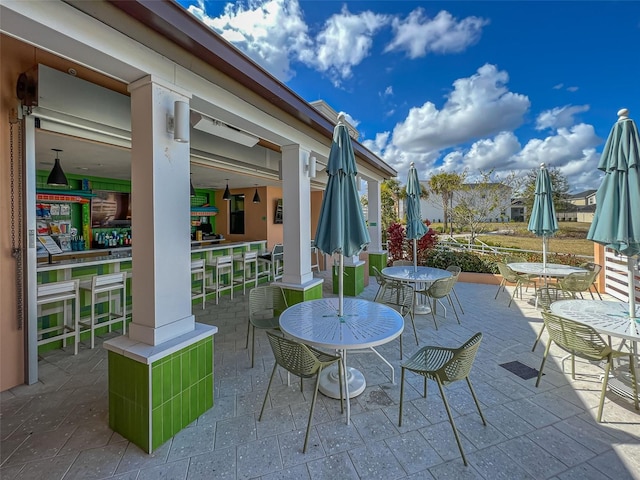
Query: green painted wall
368,252,388,275
332,264,365,296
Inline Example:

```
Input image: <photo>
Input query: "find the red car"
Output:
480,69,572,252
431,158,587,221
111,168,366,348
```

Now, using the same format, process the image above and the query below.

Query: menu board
38,235,63,255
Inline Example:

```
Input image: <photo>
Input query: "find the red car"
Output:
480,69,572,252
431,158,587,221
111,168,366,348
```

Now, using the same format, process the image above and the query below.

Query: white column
127,75,194,346
281,144,314,285
367,179,383,253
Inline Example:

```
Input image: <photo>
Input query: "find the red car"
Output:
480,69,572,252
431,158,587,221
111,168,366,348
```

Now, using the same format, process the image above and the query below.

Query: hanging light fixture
190,179,196,197
222,179,231,200
47,148,68,186
252,184,261,203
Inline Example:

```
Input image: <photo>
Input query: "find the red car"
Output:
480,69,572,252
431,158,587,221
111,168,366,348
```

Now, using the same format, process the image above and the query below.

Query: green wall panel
108,336,214,453
332,264,365,296
368,253,388,275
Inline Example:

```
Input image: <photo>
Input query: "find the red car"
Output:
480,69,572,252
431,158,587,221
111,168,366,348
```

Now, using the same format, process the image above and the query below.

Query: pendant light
252,184,261,203
190,179,196,197
47,148,68,186
222,179,231,201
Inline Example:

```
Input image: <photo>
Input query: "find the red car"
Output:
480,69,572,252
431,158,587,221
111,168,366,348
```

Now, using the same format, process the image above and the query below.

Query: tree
380,180,400,242
451,170,516,243
518,166,571,220
426,171,465,234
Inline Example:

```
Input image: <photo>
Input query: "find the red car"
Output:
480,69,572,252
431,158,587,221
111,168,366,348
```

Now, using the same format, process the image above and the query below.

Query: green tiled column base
332,263,365,296
282,283,323,306
108,336,213,453
368,252,388,275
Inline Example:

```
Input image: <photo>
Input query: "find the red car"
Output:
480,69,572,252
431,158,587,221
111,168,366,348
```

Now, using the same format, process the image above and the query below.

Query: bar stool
205,255,234,304
258,244,284,282
310,241,320,272
191,259,206,309
233,250,258,295
37,279,81,355
79,272,127,349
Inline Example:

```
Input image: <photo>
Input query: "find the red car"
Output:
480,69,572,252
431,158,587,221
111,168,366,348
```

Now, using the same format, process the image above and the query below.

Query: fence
603,249,640,304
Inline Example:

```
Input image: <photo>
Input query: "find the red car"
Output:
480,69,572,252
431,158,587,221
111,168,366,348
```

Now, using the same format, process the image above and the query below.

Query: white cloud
384,9,488,58
390,64,530,153
187,0,312,81
301,6,389,84
566,86,579,92
536,105,590,130
553,83,564,90
384,86,393,96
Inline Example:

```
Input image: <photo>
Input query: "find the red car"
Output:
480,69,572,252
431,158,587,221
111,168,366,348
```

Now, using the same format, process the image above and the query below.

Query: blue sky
176,0,640,193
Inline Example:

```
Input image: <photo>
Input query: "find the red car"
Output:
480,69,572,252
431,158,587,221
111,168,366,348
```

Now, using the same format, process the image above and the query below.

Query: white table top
279,298,404,350
550,299,640,342
508,262,586,277
382,266,451,283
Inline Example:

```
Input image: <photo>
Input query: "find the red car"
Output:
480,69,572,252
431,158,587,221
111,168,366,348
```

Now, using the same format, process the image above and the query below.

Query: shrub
425,249,498,273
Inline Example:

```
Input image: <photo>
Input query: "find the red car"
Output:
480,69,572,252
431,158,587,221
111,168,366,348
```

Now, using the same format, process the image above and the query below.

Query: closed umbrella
405,162,427,270
587,108,640,319
527,163,559,274
315,114,370,316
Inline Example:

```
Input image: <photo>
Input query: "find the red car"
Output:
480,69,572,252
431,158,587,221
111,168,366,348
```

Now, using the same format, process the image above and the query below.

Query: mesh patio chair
531,286,574,352
536,312,638,422
446,265,464,314
371,265,389,299
399,332,485,466
246,285,288,368
374,278,415,358
415,276,459,329
392,260,413,266
557,270,601,300
259,331,343,453
575,262,603,300
495,262,537,307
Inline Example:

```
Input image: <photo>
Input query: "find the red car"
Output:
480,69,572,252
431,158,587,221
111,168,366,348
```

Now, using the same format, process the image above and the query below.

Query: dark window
230,194,245,234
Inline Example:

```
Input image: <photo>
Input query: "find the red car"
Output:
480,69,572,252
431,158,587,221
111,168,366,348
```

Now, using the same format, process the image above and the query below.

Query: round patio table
382,266,451,314
550,299,639,402
279,298,404,424
508,262,586,278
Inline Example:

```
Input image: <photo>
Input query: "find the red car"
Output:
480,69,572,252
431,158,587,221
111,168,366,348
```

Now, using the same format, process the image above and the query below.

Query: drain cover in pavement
499,361,540,380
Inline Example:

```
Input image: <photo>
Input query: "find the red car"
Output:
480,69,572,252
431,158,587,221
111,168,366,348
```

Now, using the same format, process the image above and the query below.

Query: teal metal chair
536,312,639,422
399,332,485,466
259,331,343,453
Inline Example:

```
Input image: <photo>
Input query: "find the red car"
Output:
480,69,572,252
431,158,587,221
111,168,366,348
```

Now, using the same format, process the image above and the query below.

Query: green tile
205,340,213,375
181,351,191,390
190,384,198,417
162,401,173,440
190,348,199,385
198,343,206,379
162,362,172,404
205,374,213,410
172,395,182,433
152,407,164,451
171,356,181,397
182,387,191,427
151,365,163,409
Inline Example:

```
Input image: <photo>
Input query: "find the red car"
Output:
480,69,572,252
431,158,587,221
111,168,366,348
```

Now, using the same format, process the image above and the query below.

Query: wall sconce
252,184,261,203
167,100,190,143
222,179,231,201
305,155,317,178
47,148,68,186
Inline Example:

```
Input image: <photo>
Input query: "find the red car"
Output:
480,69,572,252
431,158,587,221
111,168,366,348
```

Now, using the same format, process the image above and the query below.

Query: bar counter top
37,240,267,272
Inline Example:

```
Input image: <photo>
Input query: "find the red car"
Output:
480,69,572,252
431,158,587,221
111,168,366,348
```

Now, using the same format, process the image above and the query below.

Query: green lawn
431,222,595,257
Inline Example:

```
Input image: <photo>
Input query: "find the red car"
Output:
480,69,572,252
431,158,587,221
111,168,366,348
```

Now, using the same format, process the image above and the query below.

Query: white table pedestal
319,364,366,399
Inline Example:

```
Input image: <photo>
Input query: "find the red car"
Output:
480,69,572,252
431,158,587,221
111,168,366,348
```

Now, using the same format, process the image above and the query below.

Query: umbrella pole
628,257,637,319
413,239,417,271
339,254,344,317
543,236,547,285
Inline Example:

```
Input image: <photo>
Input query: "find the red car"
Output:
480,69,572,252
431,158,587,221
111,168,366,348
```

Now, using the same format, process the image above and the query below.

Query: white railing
603,249,640,303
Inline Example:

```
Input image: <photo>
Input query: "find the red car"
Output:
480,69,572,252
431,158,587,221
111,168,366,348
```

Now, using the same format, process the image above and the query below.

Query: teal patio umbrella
527,163,559,273
405,162,427,270
587,108,640,319
315,114,370,315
